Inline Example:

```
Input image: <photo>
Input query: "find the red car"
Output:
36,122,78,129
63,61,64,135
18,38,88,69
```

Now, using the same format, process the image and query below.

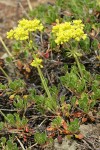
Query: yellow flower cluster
7,19,44,41
31,57,43,68
52,20,87,45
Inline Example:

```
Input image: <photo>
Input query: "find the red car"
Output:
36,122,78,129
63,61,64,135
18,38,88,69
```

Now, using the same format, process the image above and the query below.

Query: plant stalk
27,0,32,11
74,55,83,78
0,110,9,122
37,66,52,99
32,53,51,100
0,66,12,83
0,36,13,58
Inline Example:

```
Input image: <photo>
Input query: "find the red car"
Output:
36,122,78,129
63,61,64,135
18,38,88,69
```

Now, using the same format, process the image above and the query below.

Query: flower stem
32,53,51,100
37,66,52,99
0,66,12,83
0,36,13,59
74,55,83,78
0,110,9,122
27,0,32,11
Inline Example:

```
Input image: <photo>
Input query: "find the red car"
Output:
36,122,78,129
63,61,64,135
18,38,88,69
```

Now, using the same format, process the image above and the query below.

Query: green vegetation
0,0,100,149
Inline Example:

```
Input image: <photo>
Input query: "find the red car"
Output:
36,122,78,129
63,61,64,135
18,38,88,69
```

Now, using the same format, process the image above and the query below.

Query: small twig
0,110,9,122
27,0,33,11
7,129,23,134
0,75,7,79
18,1,30,19
0,66,12,83
45,70,53,86
0,109,17,112
40,32,44,48
38,118,47,127
16,136,26,150
28,143,37,149
0,36,13,58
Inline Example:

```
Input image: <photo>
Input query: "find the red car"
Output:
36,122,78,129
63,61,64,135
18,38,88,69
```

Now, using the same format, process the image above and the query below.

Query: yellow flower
14,27,29,40
52,20,87,45
7,18,44,41
31,57,43,68
18,18,44,32
73,20,82,25
7,29,15,39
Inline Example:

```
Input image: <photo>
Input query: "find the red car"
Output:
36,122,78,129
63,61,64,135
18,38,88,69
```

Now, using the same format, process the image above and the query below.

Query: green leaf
71,96,76,106
34,132,47,145
45,97,57,111
9,79,25,91
6,114,15,125
13,95,27,110
6,140,18,150
80,37,90,52
51,116,62,128
68,118,79,133
0,83,6,90
91,39,99,50
0,137,6,144
79,93,89,113
0,122,4,130
60,95,65,104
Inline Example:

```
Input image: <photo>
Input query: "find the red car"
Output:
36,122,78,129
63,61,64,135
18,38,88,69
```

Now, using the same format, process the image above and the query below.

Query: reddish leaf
82,117,87,123
71,112,82,118
98,43,100,49
62,129,70,134
23,135,27,142
61,119,68,130
70,118,74,122
48,132,55,138
46,126,55,131
16,60,23,70
43,51,49,59
38,50,50,59
25,126,29,132
57,135,62,144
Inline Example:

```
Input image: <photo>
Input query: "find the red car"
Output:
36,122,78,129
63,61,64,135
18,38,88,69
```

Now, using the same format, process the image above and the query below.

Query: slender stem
16,136,26,150
18,1,30,19
32,53,51,100
0,66,12,83
0,110,9,122
37,66,52,99
27,0,32,11
0,36,13,58
40,32,43,48
74,55,83,78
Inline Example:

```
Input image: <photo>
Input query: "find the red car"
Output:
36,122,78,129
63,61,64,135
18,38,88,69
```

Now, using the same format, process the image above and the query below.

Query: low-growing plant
34,132,47,145
68,118,79,133
0,0,99,148
0,136,18,150
4,113,28,129
60,65,100,113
